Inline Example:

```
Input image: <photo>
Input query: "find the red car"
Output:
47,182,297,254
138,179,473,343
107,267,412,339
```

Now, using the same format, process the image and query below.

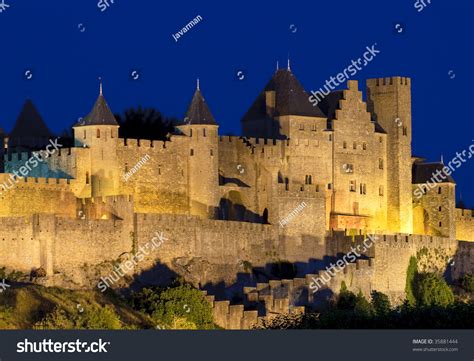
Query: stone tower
366,77,413,234
73,81,120,197
177,80,219,218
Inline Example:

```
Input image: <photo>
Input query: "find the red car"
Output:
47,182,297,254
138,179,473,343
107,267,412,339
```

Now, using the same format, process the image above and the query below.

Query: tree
414,273,454,307
130,283,214,329
336,282,356,310
460,274,474,292
371,290,391,316
354,290,374,318
115,107,177,141
405,256,418,305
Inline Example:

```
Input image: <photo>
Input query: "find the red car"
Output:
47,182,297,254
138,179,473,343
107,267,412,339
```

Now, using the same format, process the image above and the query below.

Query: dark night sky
0,0,472,206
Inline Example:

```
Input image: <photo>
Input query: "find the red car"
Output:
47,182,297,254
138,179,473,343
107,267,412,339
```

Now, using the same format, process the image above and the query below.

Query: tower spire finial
99,77,103,95
441,154,444,164
197,78,200,91
287,54,291,71
276,61,279,71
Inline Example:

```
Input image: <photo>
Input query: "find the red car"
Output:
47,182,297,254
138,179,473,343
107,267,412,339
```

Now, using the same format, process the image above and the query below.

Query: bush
414,273,454,307
460,274,474,292
130,283,214,329
336,282,356,310
354,291,374,318
371,291,391,316
405,257,418,305
34,305,122,330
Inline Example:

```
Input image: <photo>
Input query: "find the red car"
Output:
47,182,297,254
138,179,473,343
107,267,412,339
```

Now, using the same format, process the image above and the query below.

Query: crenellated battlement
366,76,411,88
456,208,474,219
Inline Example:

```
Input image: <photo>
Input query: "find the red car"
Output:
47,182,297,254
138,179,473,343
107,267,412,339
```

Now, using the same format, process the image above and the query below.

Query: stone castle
0,66,473,328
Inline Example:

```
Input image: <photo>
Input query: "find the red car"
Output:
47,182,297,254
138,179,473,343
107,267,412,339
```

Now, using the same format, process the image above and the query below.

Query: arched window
96,129,100,138
86,172,90,184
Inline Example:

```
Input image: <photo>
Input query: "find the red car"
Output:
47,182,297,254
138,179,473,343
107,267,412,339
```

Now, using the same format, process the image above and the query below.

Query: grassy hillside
0,283,153,329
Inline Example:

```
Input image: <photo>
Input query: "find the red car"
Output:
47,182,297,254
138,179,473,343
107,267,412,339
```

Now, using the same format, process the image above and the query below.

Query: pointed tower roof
242,68,326,122
10,99,52,138
76,80,118,127
184,80,217,125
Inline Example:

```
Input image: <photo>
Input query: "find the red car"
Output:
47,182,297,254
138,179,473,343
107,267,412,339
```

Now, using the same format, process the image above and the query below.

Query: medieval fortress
0,66,473,328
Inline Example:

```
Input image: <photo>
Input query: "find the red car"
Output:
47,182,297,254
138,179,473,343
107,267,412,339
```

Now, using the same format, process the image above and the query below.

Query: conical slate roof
242,68,326,122
10,99,52,138
77,94,118,127
184,88,217,125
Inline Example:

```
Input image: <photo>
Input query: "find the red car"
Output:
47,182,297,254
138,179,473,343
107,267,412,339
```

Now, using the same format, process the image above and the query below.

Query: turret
73,79,120,197
177,79,219,218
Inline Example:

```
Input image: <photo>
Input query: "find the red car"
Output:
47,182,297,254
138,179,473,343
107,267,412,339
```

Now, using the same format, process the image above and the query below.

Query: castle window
190,129,193,137
359,183,367,195
85,172,89,184
111,130,114,138
403,127,408,136
210,149,213,156
203,128,207,137
379,159,384,169
350,180,356,192
190,149,194,156
363,143,367,150
311,124,316,131
305,175,312,185
343,141,347,149
379,137,383,143
379,185,384,196
158,166,161,175
328,183,332,190
439,221,442,227
96,129,100,138
315,185,320,192
329,134,332,141
125,164,129,173
438,206,442,211
353,142,357,150
299,124,304,130
438,187,442,194
83,130,86,139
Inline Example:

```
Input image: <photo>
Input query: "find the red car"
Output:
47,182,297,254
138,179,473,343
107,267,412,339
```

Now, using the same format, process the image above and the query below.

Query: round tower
177,79,219,219
73,80,120,197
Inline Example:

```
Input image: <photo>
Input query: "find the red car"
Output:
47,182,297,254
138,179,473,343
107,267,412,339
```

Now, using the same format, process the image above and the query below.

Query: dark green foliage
460,274,474,292
115,107,176,141
371,291,391,316
336,282,356,310
35,305,122,330
405,256,418,305
130,283,214,329
261,302,474,329
414,273,454,307
354,291,374,318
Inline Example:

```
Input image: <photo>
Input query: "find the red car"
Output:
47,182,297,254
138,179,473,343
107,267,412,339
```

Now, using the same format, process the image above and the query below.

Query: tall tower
366,77,413,234
73,80,120,197
177,79,219,218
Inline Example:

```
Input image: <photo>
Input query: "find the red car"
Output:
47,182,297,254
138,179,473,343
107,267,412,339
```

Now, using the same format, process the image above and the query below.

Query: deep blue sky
0,0,472,206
